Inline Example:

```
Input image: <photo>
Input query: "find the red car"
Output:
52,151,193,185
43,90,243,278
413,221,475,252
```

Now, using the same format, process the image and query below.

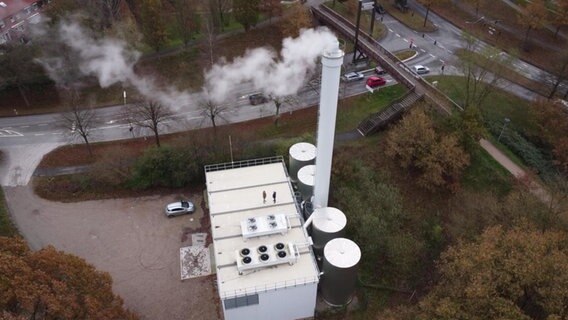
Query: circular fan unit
258,245,268,253
240,248,251,257
247,217,256,223
275,243,285,250
277,251,287,258
242,257,252,264
260,253,270,261
267,214,276,220
247,225,257,231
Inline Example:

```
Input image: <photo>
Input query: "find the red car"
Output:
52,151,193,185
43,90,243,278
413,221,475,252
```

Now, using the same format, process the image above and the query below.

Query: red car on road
366,76,386,88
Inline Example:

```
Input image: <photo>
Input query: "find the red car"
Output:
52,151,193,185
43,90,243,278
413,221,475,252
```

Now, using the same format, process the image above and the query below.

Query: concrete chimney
313,41,344,209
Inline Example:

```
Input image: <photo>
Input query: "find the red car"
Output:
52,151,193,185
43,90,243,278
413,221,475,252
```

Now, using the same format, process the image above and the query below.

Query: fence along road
311,5,463,115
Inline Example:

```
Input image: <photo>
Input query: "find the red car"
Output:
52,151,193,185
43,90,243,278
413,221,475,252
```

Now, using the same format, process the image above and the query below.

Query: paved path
480,138,551,203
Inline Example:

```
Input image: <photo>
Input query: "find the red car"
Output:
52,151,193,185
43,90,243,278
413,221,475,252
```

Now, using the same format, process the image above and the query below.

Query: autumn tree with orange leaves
0,237,137,320
416,224,568,320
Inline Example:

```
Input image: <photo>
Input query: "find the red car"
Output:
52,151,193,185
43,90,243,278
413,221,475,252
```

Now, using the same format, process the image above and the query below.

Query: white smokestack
313,41,344,209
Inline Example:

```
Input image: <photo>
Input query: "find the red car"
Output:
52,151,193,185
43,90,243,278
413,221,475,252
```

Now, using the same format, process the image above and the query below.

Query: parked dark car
374,4,386,14
249,93,269,105
375,66,387,75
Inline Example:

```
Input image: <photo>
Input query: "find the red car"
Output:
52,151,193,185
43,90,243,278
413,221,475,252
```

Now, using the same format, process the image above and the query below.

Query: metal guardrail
313,5,464,114
204,156,285,173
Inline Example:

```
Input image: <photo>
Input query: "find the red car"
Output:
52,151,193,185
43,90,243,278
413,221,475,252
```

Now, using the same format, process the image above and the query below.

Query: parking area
3,185,220,320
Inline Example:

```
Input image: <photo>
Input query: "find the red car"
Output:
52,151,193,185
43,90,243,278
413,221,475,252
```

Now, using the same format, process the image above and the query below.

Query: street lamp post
123,90,127,105
497,118,510,142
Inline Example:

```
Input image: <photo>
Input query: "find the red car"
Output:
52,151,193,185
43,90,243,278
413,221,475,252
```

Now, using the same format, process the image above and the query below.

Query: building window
223,294,259,310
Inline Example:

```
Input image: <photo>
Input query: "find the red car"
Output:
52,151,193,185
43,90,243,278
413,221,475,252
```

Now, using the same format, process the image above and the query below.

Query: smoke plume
204,28,337,103
37,19,337,109
37,20,193,109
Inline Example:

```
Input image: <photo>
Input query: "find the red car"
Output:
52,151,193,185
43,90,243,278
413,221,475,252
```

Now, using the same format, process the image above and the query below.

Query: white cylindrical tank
311,207,347,257
313,42,344,209
297,165,315,201
321,238,361,306
288,142,316,182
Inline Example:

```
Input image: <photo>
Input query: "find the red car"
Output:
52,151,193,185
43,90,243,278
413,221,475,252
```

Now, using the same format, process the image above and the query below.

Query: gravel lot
4,185,221,320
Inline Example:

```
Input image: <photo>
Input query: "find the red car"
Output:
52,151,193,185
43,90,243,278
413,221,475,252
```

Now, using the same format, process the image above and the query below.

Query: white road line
420,49,426,53
439,45,445,49
388,28,393,32
429,54,436,58
403,38,408,42
51,132,61,135
395,33,401,37
21,125,29,128
34,133,45,136
38,124,48,126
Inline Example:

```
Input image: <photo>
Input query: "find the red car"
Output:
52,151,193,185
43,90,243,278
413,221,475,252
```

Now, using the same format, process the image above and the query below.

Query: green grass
336,85,407,132
0,188,18,237
462,145,513,197
430,75,537,136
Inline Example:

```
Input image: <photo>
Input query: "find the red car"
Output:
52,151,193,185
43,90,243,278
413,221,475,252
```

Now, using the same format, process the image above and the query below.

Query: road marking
395,33,401,37
21,125,29,128
420,49,426,53
439,45,445,49
429,54,436,58
403,38,408,42
0,129,23,137
51,132,61,135
37,123,48,126
34,133,45,136
388,28,393,32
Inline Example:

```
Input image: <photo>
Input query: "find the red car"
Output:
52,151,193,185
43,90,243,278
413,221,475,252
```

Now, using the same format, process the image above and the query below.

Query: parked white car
165,201,195,217
413,65,430,74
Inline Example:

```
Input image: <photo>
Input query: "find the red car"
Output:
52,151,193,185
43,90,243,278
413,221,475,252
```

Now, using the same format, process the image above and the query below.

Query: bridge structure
311,5,463,136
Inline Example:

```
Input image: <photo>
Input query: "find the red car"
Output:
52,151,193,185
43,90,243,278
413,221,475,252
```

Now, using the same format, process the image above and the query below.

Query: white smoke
205,27,337,103
37,20,193,109
38,20,337,109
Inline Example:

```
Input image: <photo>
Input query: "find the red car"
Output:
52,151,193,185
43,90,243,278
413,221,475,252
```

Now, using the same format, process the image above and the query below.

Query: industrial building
205,157,320,320
205,40,361,320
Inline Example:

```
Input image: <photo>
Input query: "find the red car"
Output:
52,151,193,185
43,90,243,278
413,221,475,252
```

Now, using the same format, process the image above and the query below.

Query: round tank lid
324,238,361,269
313,207,347,233
289,142,317,161
297,165,316,186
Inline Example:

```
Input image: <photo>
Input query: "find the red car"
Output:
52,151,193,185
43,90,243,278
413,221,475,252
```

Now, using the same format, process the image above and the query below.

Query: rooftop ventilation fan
260,253,270,262
277,251,287,258
275,243,285,251
242,256,252,264
248,224,257,231
240,248,251,257
269,222,278,228
267,214,275,220
258,245,268,253
247,217,256,224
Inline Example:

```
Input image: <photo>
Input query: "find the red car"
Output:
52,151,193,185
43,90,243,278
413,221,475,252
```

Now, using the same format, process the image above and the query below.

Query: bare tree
128,100,172,147
60,93,97,156
101,0,123,27
545,52,568,99
167,0,198,47
202,14,217,67
457,32,511,108
199,90,228,133
268,95,299,127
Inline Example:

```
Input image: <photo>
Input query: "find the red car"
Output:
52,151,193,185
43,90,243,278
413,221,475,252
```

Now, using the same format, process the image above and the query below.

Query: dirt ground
3,185,221,320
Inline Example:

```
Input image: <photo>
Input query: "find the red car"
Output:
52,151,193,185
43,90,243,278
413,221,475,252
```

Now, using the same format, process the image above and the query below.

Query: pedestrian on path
262,190,267,203
441,63,445,74
272,191,277,203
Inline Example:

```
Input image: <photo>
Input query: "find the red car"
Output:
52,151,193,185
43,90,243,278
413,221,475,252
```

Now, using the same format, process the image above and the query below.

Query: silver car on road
165,201,195,217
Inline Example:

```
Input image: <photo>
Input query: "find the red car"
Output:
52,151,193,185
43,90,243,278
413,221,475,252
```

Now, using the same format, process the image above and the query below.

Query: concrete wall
223,282,317,320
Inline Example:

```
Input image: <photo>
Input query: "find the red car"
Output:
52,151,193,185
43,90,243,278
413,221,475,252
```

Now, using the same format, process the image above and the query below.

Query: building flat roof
205,157,320,299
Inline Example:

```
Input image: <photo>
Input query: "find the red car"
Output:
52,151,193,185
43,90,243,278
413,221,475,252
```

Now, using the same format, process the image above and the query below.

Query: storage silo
288,142,316,182
297,165,315,201
321,238,361,306
311,207,347,257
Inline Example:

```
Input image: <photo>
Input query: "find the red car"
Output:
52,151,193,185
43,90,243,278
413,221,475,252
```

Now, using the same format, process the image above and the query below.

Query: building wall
222,282,318,320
